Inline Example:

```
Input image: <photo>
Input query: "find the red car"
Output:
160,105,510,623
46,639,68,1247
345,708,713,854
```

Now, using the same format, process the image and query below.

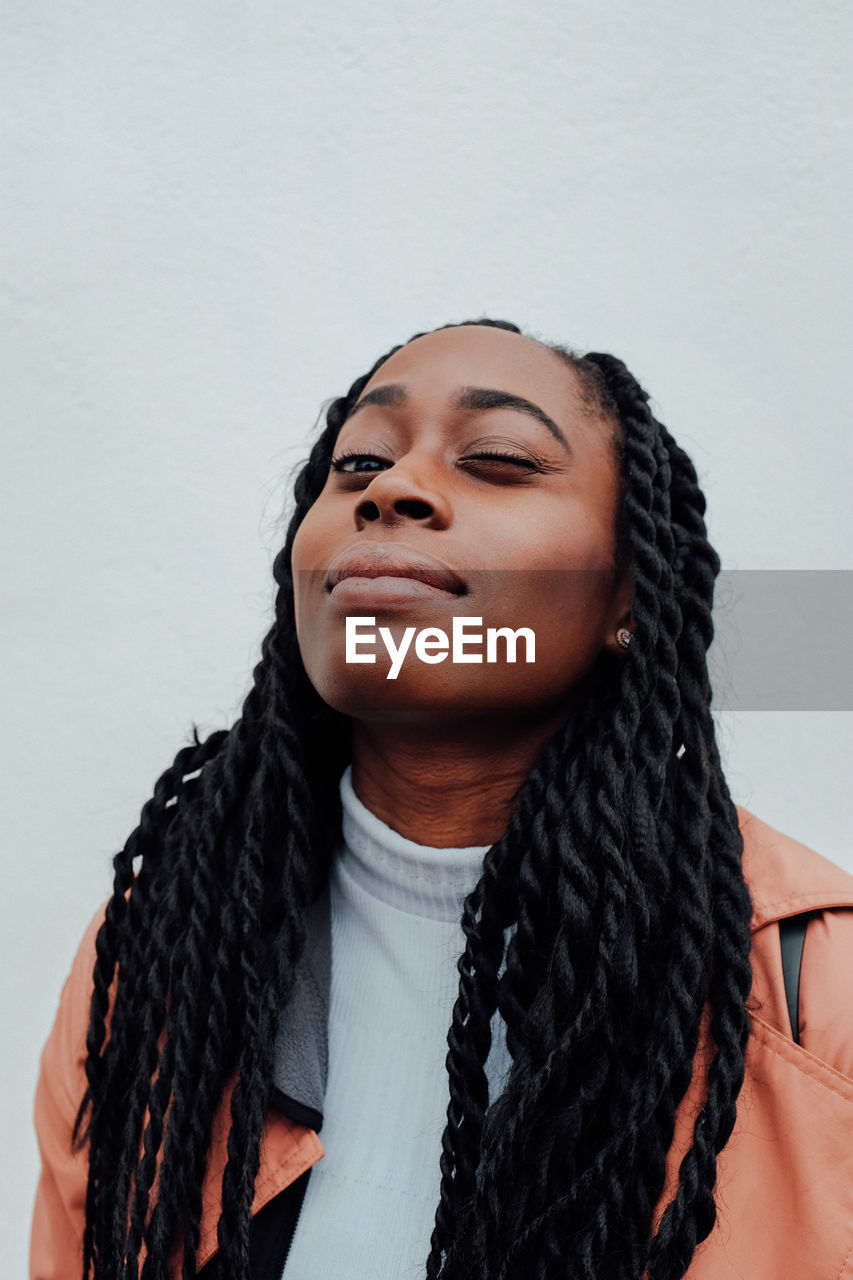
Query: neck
350,712,570,847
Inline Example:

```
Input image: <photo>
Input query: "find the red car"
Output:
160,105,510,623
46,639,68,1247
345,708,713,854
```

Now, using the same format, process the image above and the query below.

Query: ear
603,554,635,659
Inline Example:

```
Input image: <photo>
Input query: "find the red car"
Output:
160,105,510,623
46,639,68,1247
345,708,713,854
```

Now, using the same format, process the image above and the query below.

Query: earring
616,627,633,649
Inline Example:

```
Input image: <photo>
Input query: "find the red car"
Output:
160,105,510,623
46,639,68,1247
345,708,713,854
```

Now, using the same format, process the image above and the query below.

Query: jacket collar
736,803,853,929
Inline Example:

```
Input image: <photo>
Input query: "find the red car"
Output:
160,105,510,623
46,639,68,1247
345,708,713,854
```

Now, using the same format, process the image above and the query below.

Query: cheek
496,504,617,575
290,502,337,632
491,569,613,687
290,506,324,575
290,523,313,634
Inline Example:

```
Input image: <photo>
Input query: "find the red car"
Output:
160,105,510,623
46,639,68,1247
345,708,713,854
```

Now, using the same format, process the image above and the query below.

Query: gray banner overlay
307,567,853,710
710,571,853,711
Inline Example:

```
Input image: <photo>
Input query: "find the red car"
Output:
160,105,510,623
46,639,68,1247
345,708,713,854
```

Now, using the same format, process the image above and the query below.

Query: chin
305,666,558,732
308,667,459,723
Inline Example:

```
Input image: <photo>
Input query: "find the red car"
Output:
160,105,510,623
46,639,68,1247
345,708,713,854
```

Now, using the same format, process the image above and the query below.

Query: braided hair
73,317,754,1280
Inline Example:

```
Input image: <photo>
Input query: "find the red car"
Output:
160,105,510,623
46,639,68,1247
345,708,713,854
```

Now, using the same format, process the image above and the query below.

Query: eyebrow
347,383,572,454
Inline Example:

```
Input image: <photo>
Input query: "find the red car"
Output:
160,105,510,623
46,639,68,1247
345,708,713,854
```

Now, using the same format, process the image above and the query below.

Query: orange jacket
30,805,853,1279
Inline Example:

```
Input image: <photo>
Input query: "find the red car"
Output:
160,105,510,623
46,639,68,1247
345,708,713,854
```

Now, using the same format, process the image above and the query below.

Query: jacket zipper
266,1167,311,1279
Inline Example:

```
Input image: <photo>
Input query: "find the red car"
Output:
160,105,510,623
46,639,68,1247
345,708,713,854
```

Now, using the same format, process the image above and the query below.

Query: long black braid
73,317,754,1280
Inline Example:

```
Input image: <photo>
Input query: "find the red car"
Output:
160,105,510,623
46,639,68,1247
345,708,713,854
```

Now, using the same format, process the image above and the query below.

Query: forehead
358,326,587,428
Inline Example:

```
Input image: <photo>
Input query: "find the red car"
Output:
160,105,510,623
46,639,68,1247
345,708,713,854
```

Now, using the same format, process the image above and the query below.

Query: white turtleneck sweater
281,764,511,1279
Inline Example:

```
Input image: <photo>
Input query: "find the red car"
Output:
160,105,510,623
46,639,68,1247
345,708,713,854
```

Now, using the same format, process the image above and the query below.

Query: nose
354,455,452,530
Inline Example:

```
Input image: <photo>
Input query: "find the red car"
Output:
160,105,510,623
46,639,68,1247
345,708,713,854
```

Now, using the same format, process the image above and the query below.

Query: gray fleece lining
272,882,331,1126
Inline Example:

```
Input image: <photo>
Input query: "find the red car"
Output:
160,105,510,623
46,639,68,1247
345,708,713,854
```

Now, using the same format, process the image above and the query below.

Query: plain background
3,1,851,1270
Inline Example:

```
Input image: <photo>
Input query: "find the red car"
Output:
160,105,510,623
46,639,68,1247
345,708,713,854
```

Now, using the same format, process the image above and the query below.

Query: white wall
3,0,851,1269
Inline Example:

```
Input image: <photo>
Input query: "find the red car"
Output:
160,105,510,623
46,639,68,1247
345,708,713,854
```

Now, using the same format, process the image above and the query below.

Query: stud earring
616,627,633,649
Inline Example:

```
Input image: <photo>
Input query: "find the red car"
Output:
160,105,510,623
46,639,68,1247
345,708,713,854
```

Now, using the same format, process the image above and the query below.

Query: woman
30,318,853,1280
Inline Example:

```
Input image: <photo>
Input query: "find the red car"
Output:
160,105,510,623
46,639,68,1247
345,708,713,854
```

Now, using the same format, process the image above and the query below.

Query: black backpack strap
779,911,817,1045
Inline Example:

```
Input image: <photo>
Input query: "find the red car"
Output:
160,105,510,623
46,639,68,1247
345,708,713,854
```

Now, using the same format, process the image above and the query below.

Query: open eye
330,451,392,474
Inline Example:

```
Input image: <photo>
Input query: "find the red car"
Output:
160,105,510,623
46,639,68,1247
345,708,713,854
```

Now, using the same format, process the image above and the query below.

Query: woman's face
291,325,634,728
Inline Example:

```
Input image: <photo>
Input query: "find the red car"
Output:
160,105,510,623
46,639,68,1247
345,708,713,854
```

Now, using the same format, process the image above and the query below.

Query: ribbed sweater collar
337,764,492,923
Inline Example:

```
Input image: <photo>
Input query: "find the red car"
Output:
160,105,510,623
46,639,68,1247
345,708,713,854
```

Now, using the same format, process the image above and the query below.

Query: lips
325,542,467,596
